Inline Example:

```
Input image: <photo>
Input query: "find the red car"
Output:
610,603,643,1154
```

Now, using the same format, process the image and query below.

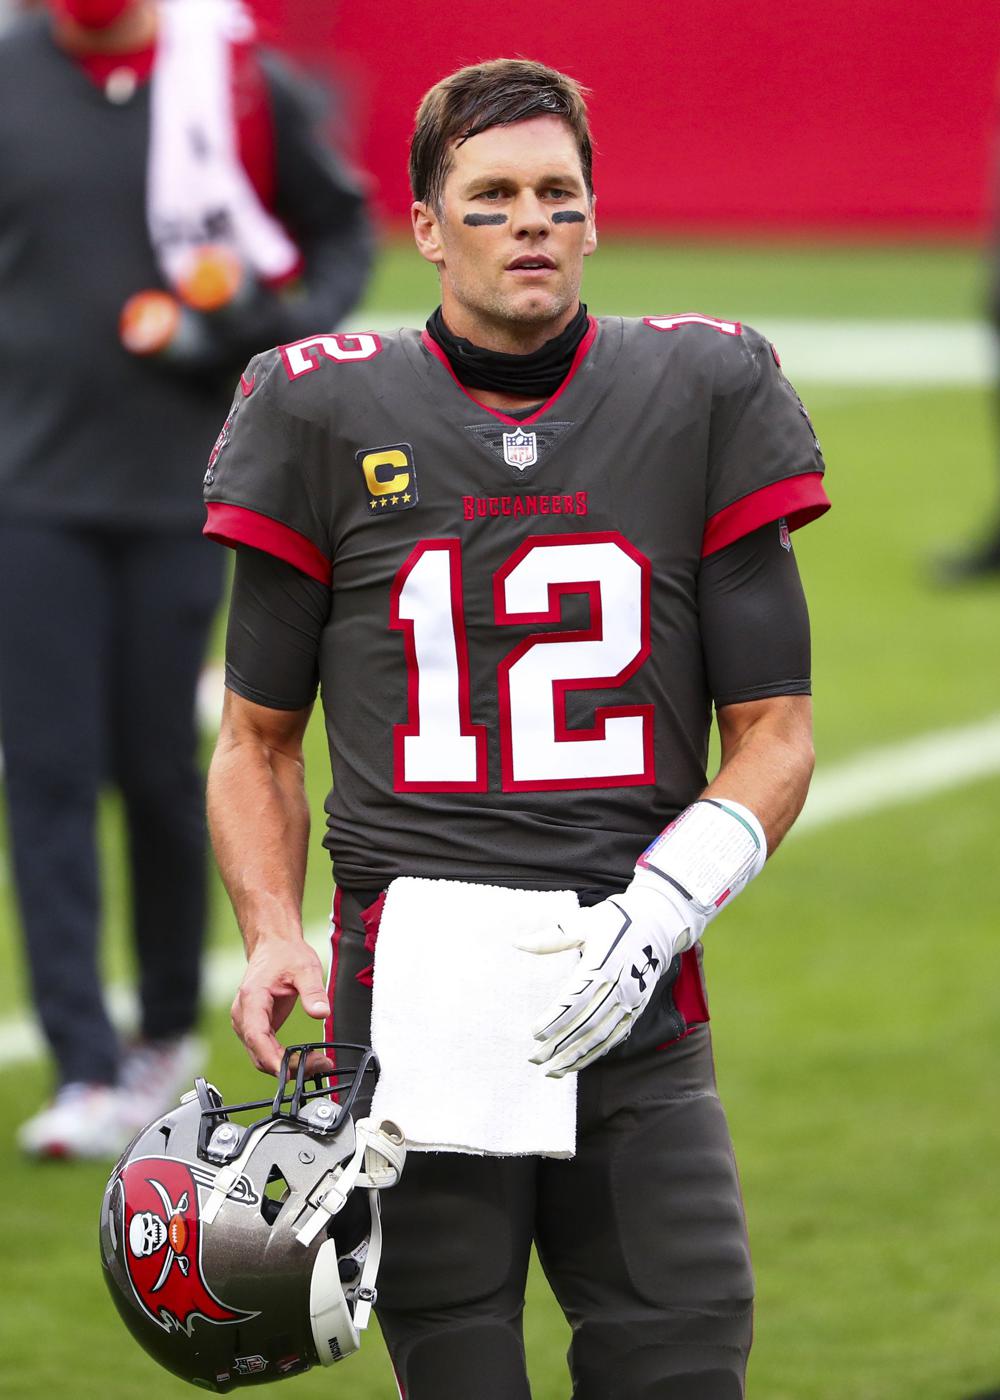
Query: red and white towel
147,0,300,291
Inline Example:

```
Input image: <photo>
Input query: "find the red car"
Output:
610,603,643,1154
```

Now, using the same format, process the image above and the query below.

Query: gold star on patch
390,495,399,505
379,498,388,508
369,499,377,509
402,492,412,503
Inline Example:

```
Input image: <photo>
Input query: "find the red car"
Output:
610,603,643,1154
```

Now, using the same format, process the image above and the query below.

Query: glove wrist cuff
635,798,767,937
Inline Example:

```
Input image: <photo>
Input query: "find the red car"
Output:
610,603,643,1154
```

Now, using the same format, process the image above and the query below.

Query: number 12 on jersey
390,532,654,792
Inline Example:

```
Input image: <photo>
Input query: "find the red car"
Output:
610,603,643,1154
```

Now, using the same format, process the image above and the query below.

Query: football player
204,59,829,1399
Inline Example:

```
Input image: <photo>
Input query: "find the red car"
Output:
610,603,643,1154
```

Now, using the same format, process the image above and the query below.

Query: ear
411,201,445,267
583,197,598,258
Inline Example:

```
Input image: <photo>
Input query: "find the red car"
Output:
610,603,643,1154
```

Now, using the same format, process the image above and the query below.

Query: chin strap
348,1120,407,1331
350,1190,383,1332
304,1121,406,1362
202,1118,276,1225
293,1118,406,1249
357,1117,408,1190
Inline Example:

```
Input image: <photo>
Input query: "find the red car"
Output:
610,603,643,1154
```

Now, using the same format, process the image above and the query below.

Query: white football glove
520,798,767,1077
519,867,694,1077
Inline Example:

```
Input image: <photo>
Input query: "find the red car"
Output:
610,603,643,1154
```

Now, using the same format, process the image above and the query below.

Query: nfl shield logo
502,429,538,471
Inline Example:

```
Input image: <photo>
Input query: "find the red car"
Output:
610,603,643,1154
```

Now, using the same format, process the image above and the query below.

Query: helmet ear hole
259,1165,291,1226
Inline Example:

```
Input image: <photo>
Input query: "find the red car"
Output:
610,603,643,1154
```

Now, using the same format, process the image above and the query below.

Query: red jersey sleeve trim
203,502,331,586
702,472,831,558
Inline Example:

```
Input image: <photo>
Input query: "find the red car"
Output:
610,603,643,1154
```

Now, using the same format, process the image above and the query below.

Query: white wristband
636,798,767,924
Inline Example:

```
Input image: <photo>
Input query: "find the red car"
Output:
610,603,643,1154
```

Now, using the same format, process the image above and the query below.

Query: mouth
505,253,557,275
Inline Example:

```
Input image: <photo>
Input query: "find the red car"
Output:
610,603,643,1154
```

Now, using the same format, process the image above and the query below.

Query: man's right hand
230,938,332,1076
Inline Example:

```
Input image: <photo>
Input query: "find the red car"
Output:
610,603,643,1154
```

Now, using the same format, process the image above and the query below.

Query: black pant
331,889,754,1400
0,521,224,1086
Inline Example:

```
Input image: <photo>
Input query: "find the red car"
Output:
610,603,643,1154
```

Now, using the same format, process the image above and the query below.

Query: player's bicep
698,519,811,707
224,545,329,712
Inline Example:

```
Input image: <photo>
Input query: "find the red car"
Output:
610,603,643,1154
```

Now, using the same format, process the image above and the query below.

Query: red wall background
253,0,1000,237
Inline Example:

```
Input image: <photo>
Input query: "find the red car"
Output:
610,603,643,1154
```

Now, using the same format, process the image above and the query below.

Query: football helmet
99,1043,405,1392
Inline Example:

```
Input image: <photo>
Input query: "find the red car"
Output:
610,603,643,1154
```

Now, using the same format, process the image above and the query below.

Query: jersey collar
419,317,599,428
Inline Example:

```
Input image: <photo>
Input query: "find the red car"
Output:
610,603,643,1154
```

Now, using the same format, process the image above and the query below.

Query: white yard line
736,316,993,387
1,712,999,1070
197,662,227,732
793,712,1000,832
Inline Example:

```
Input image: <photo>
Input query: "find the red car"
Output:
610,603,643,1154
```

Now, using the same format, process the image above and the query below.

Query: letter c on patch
361,448,410,496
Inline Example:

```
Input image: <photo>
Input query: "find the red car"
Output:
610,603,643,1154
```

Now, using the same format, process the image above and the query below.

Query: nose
510,191,550,240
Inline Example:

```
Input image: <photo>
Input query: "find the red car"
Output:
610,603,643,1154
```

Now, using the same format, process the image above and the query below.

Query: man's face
412,115,597,343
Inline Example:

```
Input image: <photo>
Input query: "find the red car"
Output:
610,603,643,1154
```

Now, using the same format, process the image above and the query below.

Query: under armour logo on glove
517,888,693,1078
631,948,659,993
519,801,768,1077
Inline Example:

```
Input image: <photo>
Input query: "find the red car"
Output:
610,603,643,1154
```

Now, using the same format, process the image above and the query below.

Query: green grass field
2,239,1000,1400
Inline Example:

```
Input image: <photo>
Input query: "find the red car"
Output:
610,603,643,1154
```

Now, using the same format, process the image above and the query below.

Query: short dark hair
409,59,593,210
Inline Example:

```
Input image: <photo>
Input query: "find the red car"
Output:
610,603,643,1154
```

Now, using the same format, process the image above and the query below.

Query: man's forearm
207,727,311,954
527,698,815,1076
705,694,815,853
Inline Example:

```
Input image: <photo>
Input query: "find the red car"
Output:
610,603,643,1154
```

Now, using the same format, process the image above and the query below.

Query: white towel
147,0,300,291
369,878,580,1158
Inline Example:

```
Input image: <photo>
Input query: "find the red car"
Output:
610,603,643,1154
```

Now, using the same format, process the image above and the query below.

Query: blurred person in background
937,96,1000,582
0,0,373,1159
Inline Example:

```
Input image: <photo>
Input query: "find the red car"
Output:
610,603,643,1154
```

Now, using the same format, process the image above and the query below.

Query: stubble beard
455,277,579,348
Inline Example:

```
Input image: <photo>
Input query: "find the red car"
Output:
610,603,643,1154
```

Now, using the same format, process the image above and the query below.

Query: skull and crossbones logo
127,1181,191,1291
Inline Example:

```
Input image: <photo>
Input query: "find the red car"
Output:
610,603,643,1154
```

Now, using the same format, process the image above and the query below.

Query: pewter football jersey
204,315,828,891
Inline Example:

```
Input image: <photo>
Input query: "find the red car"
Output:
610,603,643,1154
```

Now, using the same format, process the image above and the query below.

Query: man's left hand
518,874,693,1077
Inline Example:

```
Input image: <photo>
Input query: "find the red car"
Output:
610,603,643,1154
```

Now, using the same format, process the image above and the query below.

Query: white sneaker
18,1082,129,1161
117,1033,203,1137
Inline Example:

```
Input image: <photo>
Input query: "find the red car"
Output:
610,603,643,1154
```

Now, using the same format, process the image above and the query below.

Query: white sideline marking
740,317,993,387
361,312,997,386
793,712,1000,832
197,662,226,731
2,711,999,1071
